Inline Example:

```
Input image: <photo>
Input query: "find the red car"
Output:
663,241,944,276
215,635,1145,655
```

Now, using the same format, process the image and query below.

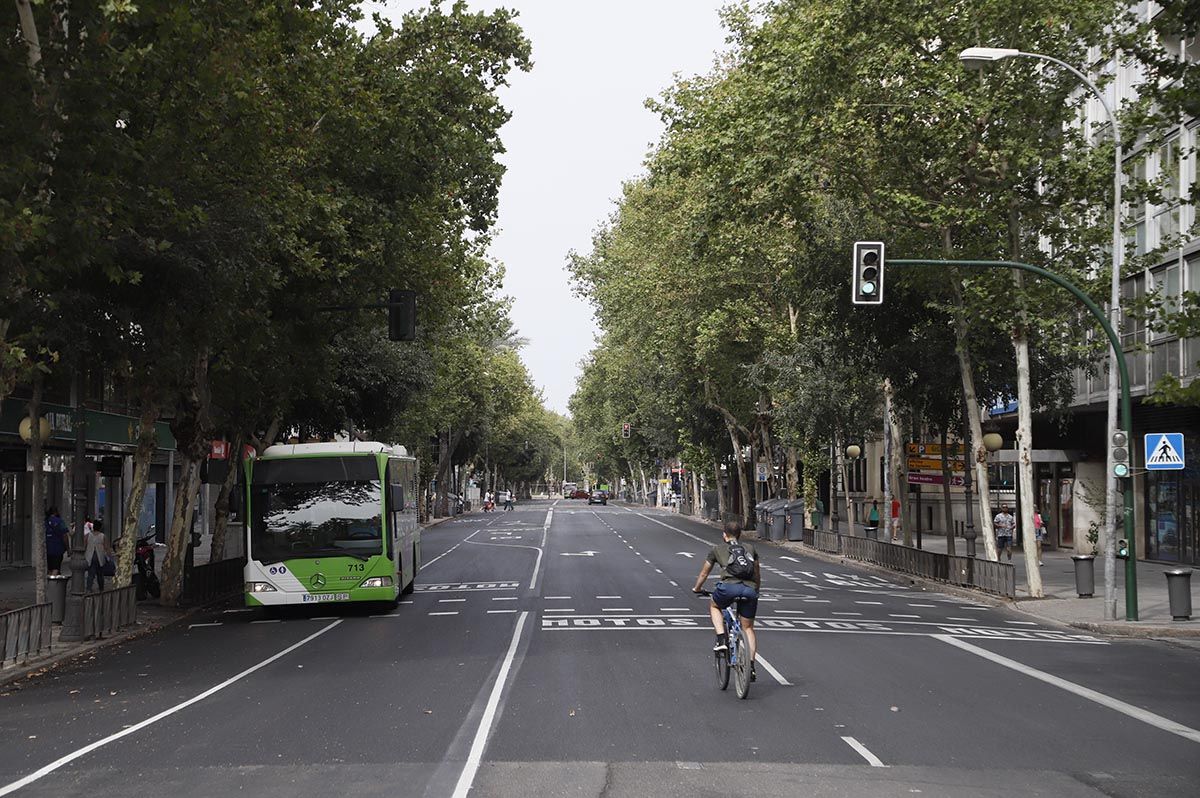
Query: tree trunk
940,427,956,556
835,433,855,537
159,456,202,606
639,467,649,504
14,0,42,70
1013,312,1044,596
951,277,998,561
209,431,244,563
713,455,726,519
786,446,800,500
691,467,701,514
883,380,897,543
116,401,158,586
728,425,751,529
29,371,46,603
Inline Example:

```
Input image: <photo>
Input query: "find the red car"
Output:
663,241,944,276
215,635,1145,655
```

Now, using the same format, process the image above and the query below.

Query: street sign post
1145,433,1185,471
755,462,769,483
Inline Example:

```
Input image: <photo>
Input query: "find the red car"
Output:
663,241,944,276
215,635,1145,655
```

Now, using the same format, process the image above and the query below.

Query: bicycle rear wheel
714,648,730,690
733,638,751,699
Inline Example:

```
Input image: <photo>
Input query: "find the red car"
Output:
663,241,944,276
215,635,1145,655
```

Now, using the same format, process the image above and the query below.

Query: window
1153,138,1181,245
1151,263,1181,339
1125,155,1148,257
1120,274,1145,348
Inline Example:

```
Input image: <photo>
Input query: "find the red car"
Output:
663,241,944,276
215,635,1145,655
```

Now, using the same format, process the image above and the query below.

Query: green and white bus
243,442,420,607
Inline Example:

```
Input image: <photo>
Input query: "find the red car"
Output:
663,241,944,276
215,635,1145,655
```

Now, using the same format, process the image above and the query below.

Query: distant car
587,490,607,505
572,489,590,500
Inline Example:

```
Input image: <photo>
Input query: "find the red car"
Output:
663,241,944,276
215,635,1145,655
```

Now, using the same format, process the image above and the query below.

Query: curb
0,599,216,690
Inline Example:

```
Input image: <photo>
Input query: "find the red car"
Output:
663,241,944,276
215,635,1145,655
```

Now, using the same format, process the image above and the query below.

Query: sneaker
713,636,728,652
750,663,757,682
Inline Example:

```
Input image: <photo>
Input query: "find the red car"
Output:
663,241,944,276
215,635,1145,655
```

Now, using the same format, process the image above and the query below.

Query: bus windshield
251,480,383,563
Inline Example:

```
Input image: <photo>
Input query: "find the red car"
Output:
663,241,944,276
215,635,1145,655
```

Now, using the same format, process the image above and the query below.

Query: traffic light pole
890,258,1138,621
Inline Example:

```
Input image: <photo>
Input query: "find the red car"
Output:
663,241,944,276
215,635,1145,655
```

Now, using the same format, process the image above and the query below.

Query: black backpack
726,541,756,580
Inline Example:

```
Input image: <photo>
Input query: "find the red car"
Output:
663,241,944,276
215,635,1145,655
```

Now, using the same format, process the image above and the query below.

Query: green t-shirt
706,540,759,587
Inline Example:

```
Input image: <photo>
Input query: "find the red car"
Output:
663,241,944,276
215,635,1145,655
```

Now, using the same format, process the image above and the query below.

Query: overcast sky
370,1,730,415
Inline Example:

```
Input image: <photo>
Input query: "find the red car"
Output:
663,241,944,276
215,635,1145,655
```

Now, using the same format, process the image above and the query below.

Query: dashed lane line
429,611,460,616
188,622,222,629
842,736,887,767
544,596,571,600
492,597,518,601
755,654,791,686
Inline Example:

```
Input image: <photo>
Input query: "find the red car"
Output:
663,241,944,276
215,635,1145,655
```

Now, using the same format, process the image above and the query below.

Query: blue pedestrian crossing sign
1144,433,1185,470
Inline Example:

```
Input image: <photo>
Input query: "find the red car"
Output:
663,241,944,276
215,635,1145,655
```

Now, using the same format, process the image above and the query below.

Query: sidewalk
903,533,1199,638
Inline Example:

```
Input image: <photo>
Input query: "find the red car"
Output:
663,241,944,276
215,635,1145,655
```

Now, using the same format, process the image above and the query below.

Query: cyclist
692,521,760,681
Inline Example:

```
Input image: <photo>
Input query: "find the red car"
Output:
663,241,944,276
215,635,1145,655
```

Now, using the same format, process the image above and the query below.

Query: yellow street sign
907,457,965,472
906,442,964,458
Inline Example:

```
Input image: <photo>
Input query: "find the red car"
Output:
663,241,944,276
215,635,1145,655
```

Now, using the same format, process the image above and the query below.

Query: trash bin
48,574,71,623
770,500,788,541
1165,569,1192,621
1071,555,1095,598
786,499,805,541
754,501,770,539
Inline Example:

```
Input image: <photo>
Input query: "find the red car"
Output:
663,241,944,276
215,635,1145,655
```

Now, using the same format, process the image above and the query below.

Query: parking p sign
1144,433,1185,470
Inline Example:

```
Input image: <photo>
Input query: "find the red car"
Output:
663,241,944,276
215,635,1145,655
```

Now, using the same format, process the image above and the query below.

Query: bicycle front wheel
714,649,730,691
733,638,751,699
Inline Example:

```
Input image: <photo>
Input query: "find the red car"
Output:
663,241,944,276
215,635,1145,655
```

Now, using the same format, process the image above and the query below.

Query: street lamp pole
959,46,1125,620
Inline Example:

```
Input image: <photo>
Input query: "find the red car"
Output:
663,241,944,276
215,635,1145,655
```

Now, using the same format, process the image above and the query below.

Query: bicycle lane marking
934,634,1200,746
461,507,552,591
0,620,344,797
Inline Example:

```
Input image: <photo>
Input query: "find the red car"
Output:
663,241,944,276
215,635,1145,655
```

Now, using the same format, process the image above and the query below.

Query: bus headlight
245,582,277,593
359,576,393,588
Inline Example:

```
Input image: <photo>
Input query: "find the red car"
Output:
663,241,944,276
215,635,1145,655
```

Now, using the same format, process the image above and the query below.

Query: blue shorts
712,581,759,620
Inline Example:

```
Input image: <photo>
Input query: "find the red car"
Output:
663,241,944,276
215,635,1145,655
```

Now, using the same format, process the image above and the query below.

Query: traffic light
388,289,416,341
1111,430,1130,478
1117,538,1129,558
621,423,631,439
852,241,885,305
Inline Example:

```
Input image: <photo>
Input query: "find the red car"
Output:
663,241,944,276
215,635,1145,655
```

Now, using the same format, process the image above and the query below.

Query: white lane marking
0,620,342,797
429,611,459,616
643,558,652,564
946,617,977,622
855,601,883,606
400,601,414,605
424,534,476,568
251,619,280,624
935,635,1200,745
602,608,634,612
908,603,936,608
370,613,399,618
311,616,338,620
439,598,467,603
188,622,222,629
597,595,622,599
659,608,690,612
755,654,791,686
222,609,252,614
1005,621,1038,626
463,534,544,590
778,610,806,614
451,612,530,798
487,609,517,614
492,597,518,602
889,614,920,619
543,608,575,613
632,512,712,546
831,611,862,616
650,595,675,599
669,581,679,587
804,599,831,603
842,736,887,767
544,596,571,600
655,569,663,574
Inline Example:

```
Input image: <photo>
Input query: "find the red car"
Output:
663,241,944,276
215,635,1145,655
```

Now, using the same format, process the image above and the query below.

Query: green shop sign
1,401,176,451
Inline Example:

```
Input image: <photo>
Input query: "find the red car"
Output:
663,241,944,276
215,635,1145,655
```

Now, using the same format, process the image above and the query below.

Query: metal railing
182,557,246,606
0,603,52,666
805,531,1016,598
82,585,138,640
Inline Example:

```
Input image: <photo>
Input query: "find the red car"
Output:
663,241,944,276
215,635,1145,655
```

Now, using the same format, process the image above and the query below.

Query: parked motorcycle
135,533,161,600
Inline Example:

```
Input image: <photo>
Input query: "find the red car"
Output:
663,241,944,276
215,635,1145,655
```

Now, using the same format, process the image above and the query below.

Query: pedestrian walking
503,490,513,511
993,505,1016,561
890,497,901,541
1033,509,1046,565
867,500,880,535
44,507,70,575
84,519,114,592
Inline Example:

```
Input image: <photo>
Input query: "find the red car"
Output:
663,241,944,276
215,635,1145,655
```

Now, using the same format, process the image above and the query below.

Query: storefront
1144,431,1199,565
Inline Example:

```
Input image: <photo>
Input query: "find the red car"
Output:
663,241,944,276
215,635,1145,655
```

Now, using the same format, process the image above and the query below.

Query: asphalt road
2,500,1198,797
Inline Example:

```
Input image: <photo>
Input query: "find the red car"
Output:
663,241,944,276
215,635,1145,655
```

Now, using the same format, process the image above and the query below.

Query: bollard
1165,569,1192,621
1071,554,1096,598
48,574,71,623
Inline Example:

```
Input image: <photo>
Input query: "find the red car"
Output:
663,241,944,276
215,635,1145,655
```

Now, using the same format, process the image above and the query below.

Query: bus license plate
303,592,351,602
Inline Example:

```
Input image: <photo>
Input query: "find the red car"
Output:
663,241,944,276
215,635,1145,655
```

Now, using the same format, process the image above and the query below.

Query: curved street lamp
959,45,1125,616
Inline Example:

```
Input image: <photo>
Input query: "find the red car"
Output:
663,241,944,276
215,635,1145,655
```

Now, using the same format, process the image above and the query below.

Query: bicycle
696,589,751,699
